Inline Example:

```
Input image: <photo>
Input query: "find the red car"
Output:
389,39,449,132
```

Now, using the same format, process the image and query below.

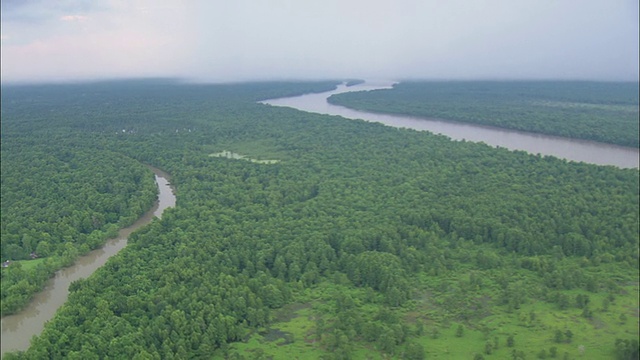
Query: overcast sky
1,0,638,83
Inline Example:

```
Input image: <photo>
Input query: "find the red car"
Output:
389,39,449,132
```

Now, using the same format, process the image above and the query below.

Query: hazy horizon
1,0,638,84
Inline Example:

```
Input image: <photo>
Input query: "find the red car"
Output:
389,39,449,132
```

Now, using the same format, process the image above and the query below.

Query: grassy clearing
16,258,47,271
205,139,289,162
217,279,637,359
414,284,639,359
209,151,279,164
222,305,330,359
4,258,48,271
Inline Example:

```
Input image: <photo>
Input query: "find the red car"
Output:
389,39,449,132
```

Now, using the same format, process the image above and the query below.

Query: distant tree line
329,81,640,147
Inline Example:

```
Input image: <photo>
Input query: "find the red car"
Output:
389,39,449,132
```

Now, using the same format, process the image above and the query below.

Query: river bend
1,167,176,357
261,81,639,169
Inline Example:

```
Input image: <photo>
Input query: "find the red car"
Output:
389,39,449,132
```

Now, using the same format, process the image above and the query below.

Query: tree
4,244,26,260
619,313,627,324
575,294,589,309
379,329,396,354
455,324,464,338
507,334,515,347
615,338,639,360
557,293,570,310
512,349,526,360
554,330,564,344
564,330,573,343
404,342,425,360
484,341,493,355
35,241,52,257
261,284,284,308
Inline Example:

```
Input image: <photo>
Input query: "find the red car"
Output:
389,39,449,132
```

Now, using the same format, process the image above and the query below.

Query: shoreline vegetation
345,79,365,87
0,149,159,317
1,80,638,359
328,81,640,148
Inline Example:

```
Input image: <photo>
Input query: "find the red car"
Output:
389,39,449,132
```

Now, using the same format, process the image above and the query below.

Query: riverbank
1,166,176,356
262,81,639,168
0,147,162,317
328,81,640,148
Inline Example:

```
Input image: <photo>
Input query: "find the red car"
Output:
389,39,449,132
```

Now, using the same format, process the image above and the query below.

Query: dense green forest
0,80,339,316
1,80,638,359
328,81,640,147
1,129,158,316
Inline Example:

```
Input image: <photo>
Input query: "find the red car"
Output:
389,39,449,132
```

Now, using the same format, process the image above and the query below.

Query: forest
1,125,158,315
328,81,640,148
1,80,638,359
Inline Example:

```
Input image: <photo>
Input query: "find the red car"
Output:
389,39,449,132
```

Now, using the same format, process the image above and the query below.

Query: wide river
1,167,176,357
262,81,639,169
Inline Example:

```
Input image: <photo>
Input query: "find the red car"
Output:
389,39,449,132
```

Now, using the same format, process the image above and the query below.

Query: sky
1,0,638,83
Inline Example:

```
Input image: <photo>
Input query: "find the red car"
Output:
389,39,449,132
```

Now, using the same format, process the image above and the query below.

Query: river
261,81,639,169
1,81,637,356
1,167,176,357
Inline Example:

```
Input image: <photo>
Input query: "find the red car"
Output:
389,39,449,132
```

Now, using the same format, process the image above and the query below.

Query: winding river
262,81,639,169
1,167,176,357
1,81,637,356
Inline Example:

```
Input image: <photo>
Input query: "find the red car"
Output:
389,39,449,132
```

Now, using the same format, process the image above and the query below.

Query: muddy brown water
1,167,176,356
261,81,639,169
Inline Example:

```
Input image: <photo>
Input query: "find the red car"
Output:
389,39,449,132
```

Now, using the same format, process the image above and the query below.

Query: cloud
1,1,191,82
1,0,106,24
1,0,638,83
60,15,88,22
176,0,638,82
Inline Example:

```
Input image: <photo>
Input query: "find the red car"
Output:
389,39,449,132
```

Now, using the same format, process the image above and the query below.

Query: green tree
564,330,573,343
619,313,628,324
484,341,493,355
554,330,564,343
614,338,640,360
404,342,425,360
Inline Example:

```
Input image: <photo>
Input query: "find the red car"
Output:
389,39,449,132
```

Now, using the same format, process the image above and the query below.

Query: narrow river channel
261,81,639,169
1,167,176,357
